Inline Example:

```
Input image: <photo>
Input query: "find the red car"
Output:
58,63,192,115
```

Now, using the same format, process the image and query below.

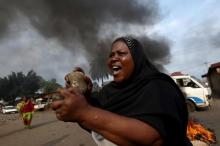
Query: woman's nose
112,54,119,61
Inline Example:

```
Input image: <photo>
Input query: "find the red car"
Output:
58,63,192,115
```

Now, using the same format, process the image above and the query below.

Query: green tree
22,70,41,95
0,77,10,98
0,70,42,101
42,78,61,93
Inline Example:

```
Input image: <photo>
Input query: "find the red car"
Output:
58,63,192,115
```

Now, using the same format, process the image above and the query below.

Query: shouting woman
52,36,192,146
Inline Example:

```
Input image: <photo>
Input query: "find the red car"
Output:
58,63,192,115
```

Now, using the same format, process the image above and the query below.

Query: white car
34,103,46,111
2,106,18,114
171,74,212,112
34,98,47,111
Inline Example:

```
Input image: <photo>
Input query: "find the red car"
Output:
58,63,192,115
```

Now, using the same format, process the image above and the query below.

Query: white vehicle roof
171,75,191,79
3,105,16,109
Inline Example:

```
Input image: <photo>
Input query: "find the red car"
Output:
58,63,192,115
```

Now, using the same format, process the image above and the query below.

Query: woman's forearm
80,105,163,146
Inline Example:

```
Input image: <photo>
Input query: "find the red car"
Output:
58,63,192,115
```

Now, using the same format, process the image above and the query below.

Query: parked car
34,98,47,111
2,105,18,114
171,74,212,112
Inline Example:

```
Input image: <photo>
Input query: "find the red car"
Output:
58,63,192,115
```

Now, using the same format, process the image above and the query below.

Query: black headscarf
90,36,191,145
93,36,186,115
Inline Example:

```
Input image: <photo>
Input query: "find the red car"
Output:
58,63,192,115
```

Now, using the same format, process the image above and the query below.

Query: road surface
1,99,220,146
0,110,96,146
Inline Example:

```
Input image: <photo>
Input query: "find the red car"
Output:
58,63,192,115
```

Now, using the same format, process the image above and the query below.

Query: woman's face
107,41,135,83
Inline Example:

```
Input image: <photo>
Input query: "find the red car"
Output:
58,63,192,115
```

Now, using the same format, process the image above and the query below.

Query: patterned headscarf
111,36,158,84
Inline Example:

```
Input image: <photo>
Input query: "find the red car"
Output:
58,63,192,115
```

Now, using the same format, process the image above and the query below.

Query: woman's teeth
112,66,121,75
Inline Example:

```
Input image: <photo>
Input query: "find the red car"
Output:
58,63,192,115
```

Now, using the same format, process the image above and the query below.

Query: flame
187,118,216,144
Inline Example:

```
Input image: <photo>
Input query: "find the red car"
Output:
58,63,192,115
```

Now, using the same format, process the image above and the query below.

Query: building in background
202,62,220,98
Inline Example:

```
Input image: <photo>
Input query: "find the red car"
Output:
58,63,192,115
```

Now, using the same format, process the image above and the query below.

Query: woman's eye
108,51,127,58
119,52,127,56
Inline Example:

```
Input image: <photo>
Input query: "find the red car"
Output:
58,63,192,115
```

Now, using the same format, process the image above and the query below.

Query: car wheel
186,100,196,112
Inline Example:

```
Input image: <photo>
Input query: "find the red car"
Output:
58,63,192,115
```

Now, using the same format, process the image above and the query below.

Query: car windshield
191,76,209,87
4,106,15,109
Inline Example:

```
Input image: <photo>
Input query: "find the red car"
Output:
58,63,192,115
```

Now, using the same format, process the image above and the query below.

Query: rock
65,71,88,94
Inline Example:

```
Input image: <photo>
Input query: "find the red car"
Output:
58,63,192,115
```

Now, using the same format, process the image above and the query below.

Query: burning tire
187,118,216,145
186,100,196,112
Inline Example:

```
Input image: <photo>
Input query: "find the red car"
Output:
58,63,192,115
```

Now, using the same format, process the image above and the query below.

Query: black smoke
138,36,170,71
0,0,171,79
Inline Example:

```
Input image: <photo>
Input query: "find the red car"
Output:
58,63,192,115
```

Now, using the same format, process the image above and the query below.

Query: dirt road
1,99,219,146
0,110,96,146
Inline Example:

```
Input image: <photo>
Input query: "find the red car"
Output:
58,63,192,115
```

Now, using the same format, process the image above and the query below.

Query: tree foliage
41,78,61,93
0,70,61,102
0,70,41,101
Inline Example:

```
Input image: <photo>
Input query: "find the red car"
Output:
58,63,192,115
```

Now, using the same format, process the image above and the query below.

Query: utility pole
204,62,209,73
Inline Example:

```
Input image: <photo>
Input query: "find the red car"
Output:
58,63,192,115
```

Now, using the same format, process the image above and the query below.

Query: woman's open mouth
112,66,122,75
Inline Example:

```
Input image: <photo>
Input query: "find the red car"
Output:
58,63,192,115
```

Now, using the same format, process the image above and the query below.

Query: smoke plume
0,0,171,81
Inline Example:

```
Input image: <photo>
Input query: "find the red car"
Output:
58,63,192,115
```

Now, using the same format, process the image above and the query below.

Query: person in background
19,97,35,129
52,36,192,146
16,98,25,116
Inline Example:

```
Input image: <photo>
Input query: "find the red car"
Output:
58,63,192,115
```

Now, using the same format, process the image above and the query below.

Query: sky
0,0,219,85
155,0,220,77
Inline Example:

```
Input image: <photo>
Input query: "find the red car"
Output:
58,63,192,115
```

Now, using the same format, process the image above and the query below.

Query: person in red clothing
20,97,35,129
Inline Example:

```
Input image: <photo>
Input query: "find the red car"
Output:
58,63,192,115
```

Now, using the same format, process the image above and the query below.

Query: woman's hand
52,87,90,122
52,87,163,146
